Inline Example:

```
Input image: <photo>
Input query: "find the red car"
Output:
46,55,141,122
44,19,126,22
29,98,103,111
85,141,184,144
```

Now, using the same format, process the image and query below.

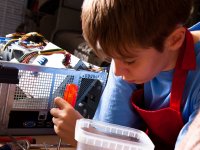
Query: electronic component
0,61,108,135
75,78,102,119
0,65,19,84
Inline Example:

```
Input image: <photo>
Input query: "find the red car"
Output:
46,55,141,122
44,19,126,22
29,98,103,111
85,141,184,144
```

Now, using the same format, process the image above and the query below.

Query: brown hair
81,0,193,59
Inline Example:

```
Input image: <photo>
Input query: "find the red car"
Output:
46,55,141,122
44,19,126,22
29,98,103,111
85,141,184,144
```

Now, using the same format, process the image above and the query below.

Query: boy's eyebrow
113,54,138,60
108,46,143,59
121,52,139,59
124,56,138,60
123,57,138,62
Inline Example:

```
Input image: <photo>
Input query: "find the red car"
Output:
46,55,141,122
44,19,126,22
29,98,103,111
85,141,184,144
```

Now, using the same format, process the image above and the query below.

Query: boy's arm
175,84,200,150
93,61,144,129
176,110,200,150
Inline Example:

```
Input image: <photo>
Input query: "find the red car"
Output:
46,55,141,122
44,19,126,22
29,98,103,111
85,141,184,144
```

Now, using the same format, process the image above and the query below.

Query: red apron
131,29,196,150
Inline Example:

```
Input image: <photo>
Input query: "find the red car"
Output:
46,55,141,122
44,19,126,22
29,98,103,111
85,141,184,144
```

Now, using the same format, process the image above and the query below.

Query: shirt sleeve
175,110,198,149
175,84,200,149
93,61,145,129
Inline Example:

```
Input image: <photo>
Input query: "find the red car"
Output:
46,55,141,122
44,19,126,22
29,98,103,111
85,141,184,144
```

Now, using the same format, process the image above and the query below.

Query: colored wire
18,49,68,63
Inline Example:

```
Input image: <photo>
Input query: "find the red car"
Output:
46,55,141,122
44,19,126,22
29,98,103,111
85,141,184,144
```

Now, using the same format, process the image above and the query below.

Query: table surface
0,135,76,150
33,135,76,150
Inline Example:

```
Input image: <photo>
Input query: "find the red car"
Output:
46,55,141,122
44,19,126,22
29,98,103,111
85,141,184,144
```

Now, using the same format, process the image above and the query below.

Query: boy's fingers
50,107,62,118
54,97,72,109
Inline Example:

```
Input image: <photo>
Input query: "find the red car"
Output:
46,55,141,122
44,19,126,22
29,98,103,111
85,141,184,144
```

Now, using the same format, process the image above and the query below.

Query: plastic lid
75,119,154,150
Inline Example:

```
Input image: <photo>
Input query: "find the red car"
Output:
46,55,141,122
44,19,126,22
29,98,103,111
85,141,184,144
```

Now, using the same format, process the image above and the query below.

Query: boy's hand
176,112,200,150
50,97,83,147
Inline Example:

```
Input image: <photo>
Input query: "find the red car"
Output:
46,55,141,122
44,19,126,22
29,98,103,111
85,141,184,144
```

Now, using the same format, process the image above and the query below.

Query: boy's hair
81,0,193,59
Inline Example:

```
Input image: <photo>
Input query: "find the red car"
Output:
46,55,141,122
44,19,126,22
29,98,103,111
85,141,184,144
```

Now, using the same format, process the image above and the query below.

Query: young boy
50,0,200,149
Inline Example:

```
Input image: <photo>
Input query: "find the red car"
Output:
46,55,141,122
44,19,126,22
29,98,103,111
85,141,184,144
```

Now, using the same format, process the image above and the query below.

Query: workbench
0,135,76,150
32,135,76,150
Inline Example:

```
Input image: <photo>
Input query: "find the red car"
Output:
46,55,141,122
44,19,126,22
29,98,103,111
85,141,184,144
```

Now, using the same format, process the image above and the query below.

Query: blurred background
0,0,200,66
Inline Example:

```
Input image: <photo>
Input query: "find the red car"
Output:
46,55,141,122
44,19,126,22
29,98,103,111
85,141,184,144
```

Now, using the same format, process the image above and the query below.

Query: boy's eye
124,60,136,65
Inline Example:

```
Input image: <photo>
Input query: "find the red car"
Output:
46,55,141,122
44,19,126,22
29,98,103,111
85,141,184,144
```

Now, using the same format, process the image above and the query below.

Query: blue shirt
93,22,200,148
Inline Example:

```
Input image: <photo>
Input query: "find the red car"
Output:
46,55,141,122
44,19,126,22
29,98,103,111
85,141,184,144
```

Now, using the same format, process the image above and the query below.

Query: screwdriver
63,84,78,107
57,84,78,150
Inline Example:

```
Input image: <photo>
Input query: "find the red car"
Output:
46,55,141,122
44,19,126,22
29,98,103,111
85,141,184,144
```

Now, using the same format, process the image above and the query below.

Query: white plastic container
75,119,154,150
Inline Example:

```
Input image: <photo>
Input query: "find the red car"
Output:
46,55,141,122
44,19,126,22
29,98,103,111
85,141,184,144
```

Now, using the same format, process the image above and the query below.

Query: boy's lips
125,79,136,83
125,79,143,84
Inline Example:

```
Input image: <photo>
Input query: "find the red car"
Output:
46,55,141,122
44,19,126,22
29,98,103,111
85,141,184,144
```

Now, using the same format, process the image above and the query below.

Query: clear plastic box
75,119,154,150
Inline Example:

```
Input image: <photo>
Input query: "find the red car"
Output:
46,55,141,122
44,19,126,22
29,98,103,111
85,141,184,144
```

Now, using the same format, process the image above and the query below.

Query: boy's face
113,46,174,84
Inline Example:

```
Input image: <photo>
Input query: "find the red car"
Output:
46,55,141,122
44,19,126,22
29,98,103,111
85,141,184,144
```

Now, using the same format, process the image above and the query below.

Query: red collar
176,28,196,70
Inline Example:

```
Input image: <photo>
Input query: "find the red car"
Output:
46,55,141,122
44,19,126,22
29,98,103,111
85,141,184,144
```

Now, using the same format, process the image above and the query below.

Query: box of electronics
0,32,108,136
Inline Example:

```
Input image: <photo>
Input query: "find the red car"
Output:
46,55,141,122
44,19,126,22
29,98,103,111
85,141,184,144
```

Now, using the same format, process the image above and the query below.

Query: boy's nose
113,59,126,76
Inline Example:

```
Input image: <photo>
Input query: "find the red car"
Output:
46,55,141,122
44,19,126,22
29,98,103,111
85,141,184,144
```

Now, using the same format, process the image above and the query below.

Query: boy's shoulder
191,30,200,44
189,22,200,31
189,22,200,44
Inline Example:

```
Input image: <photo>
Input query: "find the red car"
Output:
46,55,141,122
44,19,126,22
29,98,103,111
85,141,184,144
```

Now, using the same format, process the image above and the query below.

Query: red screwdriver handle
63,84,78,107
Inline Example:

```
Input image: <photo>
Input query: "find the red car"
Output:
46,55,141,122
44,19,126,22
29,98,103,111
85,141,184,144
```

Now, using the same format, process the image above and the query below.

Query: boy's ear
164,27,186,51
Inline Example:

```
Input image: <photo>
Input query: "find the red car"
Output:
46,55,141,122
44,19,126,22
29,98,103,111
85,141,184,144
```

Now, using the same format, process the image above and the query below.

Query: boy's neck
162,50,180,71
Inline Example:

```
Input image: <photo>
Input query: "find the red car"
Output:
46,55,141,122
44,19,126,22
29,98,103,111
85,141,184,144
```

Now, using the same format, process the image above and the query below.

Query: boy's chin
125,79,146,84
126,80,139,84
